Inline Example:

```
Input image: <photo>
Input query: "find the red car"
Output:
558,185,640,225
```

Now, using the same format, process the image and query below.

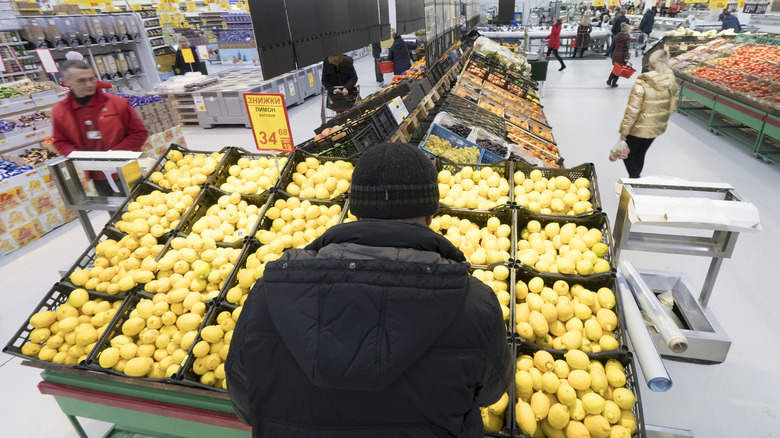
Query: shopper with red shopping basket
616,50,679,178
606,22,632,88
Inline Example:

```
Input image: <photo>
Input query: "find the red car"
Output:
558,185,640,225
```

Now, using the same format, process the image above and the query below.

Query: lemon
610,424,632,438
99,347,121,368
557,383,577,406
612,388,635,410
533,350,555,372
492,265,509,281
70,269,91,287
530,390,550,421
564,349,590,370
568,370,591,391
565,420,590,438
516,401,537,435
542,371,561,393
584,414,612,438
125,357,154,377
30,310,56,329
603,400,621,424
582,392,606,415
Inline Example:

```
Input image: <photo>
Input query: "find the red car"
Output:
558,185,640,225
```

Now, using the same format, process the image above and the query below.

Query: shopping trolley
630,31,647,57
321,85,361,124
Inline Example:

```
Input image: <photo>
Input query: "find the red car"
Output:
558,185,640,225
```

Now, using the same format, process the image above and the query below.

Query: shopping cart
321,85,361,124
630,31,647,57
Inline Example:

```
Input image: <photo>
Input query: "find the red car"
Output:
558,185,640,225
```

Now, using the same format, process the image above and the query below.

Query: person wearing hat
226,143,513,437
721,10,742,33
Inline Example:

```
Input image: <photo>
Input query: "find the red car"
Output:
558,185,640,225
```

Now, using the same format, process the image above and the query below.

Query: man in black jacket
226,143,513,438
320,54,359,111
638,7,656,52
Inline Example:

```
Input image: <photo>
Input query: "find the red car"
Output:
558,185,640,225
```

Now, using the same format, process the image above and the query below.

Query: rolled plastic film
617,274,673,392
618,261,689,353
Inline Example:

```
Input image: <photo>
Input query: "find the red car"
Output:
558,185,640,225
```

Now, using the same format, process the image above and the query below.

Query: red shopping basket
378,61,394,74
612,62,636,79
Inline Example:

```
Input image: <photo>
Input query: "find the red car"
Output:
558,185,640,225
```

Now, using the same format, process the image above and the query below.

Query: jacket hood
263,220,472,392
640,69,677,90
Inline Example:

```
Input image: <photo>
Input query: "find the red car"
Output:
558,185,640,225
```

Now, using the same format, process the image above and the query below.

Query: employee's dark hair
467,29,479,38
327,55,344,67
61,59,91,76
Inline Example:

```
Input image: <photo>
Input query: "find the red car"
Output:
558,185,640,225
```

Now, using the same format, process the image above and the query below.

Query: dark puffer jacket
226,220,513,438
320,55,358,93
388,35,419,75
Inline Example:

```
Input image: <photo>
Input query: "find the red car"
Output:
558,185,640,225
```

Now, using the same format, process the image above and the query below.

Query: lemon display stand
612,177,761,363
32,364,250,438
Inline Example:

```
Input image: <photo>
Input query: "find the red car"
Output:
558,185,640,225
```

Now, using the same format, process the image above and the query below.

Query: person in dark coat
607,22,632,87
371,42,384,83
606,11,629,56
544,18,566,71
638,7,656,52
721,10,742,32
387,33,419,75
321,54,358,110
463,29,480,47
225,142,513,438
172,36,202,75
573,12,592,58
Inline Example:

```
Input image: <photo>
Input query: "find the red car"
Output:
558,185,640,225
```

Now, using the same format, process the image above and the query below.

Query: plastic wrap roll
619,261,688,353
617,273,673,392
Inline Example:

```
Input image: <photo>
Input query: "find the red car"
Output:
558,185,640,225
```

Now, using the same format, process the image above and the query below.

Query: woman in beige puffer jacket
618,49,679,178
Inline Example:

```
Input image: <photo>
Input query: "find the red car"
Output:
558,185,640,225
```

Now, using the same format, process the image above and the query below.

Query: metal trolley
321,85,361,124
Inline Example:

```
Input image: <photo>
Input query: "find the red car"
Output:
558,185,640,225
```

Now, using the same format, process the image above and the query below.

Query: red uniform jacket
53,90,148,180
544,23,563,49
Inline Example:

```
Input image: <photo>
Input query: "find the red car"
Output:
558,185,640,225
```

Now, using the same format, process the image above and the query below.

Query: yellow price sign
708,0,728,8
186,2,196,11
236,1,246,9
308,73,314,87
594,0,605,6
737,0,746,7
219,0,229,9
243,93,295,153
608,0,619,6
181,48,195,63
130,4,142,10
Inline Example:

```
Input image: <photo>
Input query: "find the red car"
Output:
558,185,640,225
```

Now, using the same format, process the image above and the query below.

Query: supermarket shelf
0,127,52,156
0,42,26,47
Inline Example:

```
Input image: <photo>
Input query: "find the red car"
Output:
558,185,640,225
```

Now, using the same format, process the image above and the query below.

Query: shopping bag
609,140,630,162
612,62,636,79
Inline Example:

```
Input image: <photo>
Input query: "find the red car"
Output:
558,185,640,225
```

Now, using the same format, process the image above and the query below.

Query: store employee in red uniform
52,59,148,197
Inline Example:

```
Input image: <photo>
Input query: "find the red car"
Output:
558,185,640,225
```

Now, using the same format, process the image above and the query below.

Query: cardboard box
0,181,28,213
0,234,19,258
0,203,35,230
8,218,45,248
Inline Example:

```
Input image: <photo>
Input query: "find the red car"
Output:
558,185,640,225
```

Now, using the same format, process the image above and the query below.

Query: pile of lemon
285,157,353,200
514,169,593,216
149,149,224,190
218,156,288,195
438,166,511,210
431,215,512,266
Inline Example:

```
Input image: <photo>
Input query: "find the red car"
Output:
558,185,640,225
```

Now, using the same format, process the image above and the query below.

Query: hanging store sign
708,0,728,8
35,49,59,73
181,48,195,64
243,93,295,153
742,2,768,13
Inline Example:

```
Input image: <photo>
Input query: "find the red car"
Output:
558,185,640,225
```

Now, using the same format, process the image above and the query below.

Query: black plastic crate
512,342,646,438
3,281,128,367
104,180,194,242
512,162,602,218
174,185,272,249
208,146,291,197
215,239,261,305
276,150,356,203
60,226,157,298
301,119,373,159
370,103,399,141
84,293,212,383
436,158,515,210
176,301,239,392
143,144,230,190
512,265,628,356
440,94,508,140
431,205,515,269
352,123,383,154
514,209,615,277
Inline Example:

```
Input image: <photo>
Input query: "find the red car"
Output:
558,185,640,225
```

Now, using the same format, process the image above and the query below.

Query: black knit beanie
349,143,439,219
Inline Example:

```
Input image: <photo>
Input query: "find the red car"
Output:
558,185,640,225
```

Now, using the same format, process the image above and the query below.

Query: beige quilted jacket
620,69,680,138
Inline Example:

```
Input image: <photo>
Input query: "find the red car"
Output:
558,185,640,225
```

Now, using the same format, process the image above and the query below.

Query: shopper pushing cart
320,54,360,123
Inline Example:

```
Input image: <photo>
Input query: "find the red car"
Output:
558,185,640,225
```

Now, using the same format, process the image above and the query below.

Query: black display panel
295,38,323,67
497,0,515,24
247,0,291,47
286,0,318,39
259,44,296,80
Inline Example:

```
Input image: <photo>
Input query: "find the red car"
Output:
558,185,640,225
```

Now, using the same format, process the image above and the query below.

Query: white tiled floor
2,54,780,437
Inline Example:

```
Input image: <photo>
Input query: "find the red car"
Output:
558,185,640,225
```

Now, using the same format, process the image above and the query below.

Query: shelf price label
181,48,195,63
708,0,728,8
594,0,606,6
243,93,294,153
186,2,196,11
